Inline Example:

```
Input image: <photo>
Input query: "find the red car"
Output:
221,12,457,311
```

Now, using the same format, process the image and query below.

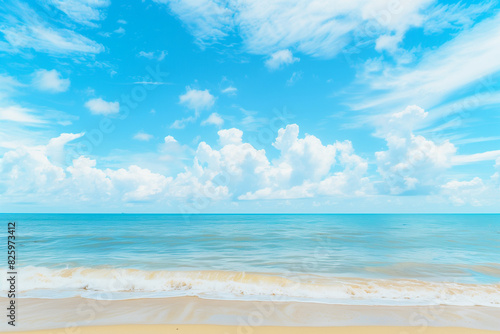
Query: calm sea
1,214,499,306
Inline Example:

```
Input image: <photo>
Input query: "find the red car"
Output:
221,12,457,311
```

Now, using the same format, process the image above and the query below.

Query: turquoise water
1,214,499,305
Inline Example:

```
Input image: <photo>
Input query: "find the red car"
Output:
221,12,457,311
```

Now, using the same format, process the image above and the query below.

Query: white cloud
46,132,85,165
153,0,233,46
286,72,302,86
0,133,83,202
133,132,153,141
218,128,243,146
32,69,70,93
452,150,500,165
154,0,485,59
47,0,110,26
201,113,224,127
85,98,119,115
170,117,194,129
441,177,487,206
179,87,215,112
239,124,372,200
1,123,498,210
0,105,46,124
0,125,373,207
138,50,167,61
273,124,336,184
114,27,125,34
354,11,500,112
265,49,299,70
117,19,127,25
375,106,457,195
221,86,237,95
164,135,177,144
0,2,104,55
0,74,23,100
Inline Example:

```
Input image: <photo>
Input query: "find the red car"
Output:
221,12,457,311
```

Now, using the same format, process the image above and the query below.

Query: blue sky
1,0,500,213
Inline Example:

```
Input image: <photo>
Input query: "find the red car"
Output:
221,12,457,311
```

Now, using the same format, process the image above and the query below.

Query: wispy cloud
352,12,500,112
133,132,153,141
138,50,167,61
0,105,47,124
154,0,490,59
0,1,104,55
221,86,237,95
47,0,110,27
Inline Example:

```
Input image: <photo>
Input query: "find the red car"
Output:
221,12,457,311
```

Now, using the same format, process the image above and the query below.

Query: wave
3,267,500,306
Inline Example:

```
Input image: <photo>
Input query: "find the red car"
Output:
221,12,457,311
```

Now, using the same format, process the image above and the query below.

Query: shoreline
3,324,500,334
2,297,499,332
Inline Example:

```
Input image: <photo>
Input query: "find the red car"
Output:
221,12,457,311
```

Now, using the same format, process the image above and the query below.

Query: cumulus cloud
201,113,224,127
179,87,215,112
2,119,496,210
0,133,82,202
172,87,216,128
32,69,70,93
240,124,372,199
265,49,299,70
46,132,85,165
164,135,177,144
85,98,119,115
375,105,456,195
441,177,487,206
0,125,373,208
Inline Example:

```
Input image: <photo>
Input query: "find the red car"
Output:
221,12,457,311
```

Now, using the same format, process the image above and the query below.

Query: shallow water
1,214,499,305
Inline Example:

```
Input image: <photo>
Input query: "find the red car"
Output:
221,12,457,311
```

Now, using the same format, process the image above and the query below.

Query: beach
4,324,500,334
1,296,499,332
1,214,499,332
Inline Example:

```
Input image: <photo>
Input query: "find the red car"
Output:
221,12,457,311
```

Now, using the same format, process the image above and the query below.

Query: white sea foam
2,267,499,306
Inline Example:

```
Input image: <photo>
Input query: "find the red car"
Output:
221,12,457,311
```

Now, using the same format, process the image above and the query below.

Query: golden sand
3,324,500,334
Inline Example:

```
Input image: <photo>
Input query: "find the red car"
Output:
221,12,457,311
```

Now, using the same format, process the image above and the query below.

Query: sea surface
1,214,499,306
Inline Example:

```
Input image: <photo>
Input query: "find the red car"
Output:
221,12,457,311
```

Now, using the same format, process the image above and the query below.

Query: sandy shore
3,324,500,334
2,296,499,332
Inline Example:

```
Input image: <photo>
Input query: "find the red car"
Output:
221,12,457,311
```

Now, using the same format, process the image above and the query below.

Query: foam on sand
6,266,500,306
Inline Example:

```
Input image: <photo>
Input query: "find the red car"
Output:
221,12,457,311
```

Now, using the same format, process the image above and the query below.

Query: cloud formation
154,0,487,59
202,113,224,127
133,132,153,141
265,49,299,70
0,2,104,55
375,106,456,195
47,0,110,26
32,69,70,93
179,87,215,112
1,120,499,210
85,98,120,115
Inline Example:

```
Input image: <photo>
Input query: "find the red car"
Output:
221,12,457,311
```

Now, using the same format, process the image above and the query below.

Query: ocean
1,214,499,306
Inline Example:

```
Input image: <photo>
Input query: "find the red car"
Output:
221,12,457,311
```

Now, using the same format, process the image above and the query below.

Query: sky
1,0,500,213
